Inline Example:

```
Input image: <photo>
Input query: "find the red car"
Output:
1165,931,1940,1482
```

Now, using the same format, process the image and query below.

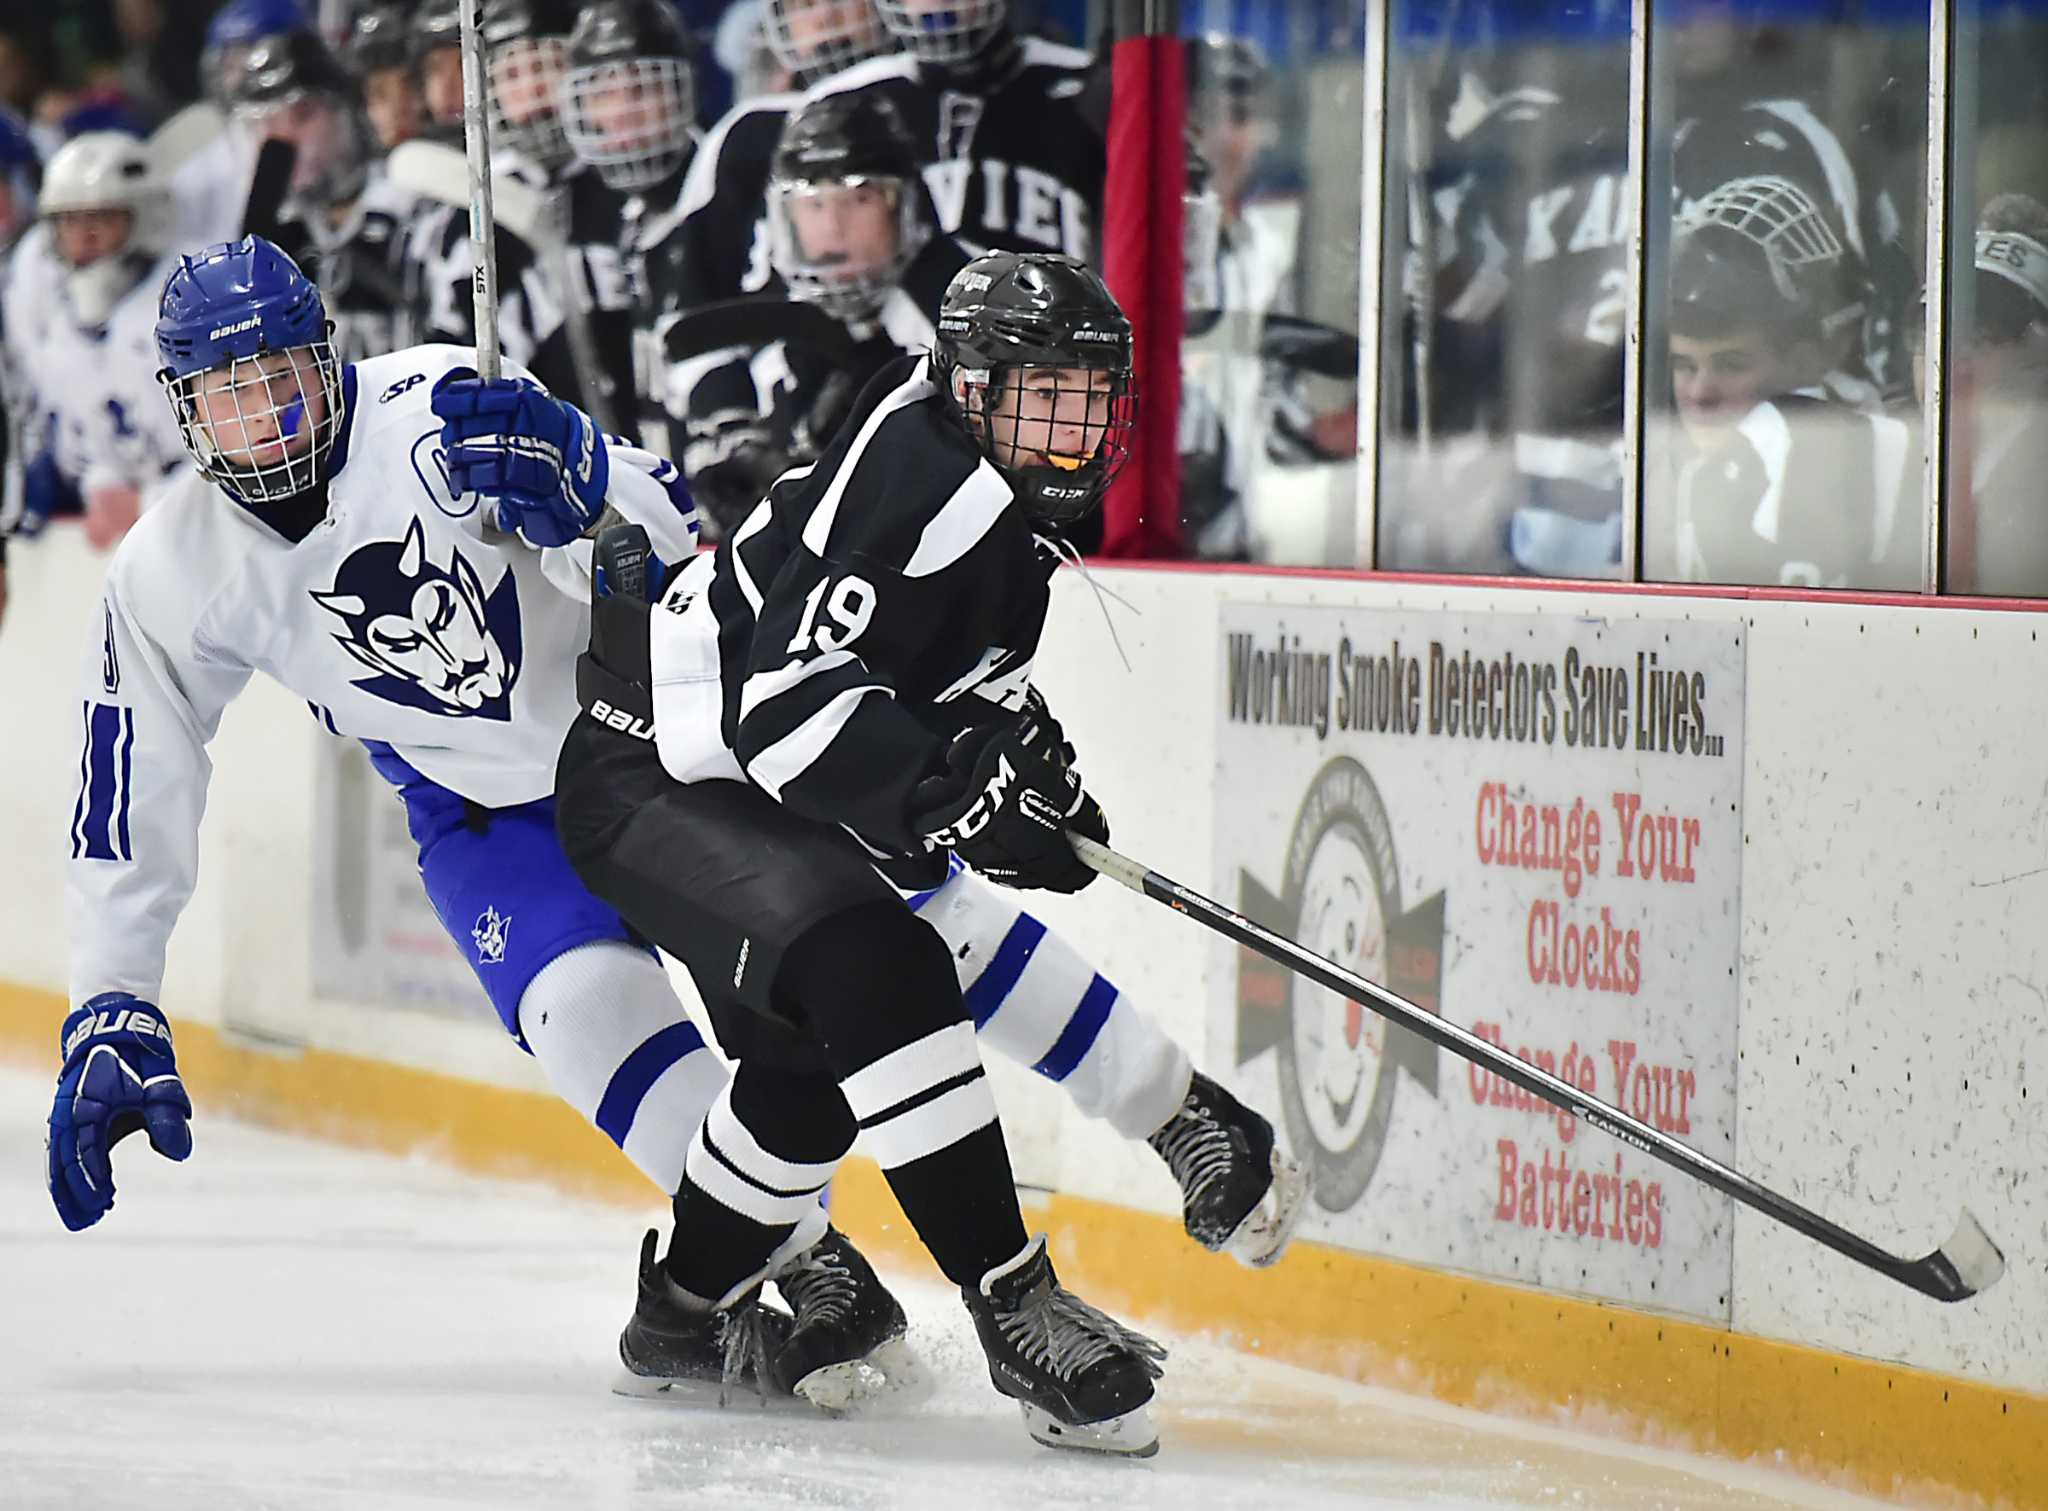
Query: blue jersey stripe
78,703,126,861
1032,974,1118,1083
594,1020,709,1146
961,913,1046,1028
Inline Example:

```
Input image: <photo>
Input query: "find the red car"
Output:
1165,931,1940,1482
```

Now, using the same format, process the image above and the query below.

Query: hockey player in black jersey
670,0,1099,325
225,29,415,361
550,0,713,444
398,0,635,421
342,3,425,152
648,0,898,323
1652,175,1916,590
676,89,967,530
556,256,1204,1454
848,0,1104,258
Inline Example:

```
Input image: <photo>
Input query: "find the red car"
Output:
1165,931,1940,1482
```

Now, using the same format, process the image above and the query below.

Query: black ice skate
1147,1072,1309,1268
963,1234,1167,1457
614,1229,793,1406
769,1226,912,1410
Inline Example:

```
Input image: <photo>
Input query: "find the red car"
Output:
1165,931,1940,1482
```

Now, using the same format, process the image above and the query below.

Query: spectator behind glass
1927,194,2048,596
1655,174,1916,590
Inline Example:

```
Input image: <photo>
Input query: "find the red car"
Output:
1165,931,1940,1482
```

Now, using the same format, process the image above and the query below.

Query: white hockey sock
518,940,729,1191
911,872,1193,1140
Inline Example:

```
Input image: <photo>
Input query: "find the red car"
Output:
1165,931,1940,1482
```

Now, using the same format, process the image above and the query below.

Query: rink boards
1,529,2042,1506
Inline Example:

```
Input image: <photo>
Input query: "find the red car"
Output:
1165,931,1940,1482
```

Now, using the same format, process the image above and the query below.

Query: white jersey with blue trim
0,231,188,500
66,344,699,1009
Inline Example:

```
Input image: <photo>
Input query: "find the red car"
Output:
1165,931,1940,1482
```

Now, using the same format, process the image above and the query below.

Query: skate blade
1224,1147,1312,1269
793,1336,921,1413
610,1369,805,1413
1018,1400,1160,1458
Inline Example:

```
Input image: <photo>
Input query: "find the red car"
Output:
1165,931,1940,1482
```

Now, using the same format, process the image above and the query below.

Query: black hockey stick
1068,834,2007,1303
241,138,296,243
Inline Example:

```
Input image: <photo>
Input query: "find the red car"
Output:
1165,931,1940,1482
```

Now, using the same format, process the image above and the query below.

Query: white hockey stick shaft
458,0,502,382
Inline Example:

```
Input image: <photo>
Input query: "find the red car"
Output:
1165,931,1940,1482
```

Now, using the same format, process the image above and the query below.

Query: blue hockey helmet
155,236,345,504
202,0,314,102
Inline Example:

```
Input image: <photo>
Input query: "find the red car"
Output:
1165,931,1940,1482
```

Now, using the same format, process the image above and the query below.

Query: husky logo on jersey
472,905,511,965
311,518,524,720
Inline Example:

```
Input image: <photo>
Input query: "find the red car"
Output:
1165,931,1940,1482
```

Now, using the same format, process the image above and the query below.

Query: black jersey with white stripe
659,94,795,314
270,172,416,364
807,40,1105,260
697,352,1056,850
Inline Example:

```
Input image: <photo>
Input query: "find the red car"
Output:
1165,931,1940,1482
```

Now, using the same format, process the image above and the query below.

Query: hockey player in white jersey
0,132,187,549
46,237,1303,1405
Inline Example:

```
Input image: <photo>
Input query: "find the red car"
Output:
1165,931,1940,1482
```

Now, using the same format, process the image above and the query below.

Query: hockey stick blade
1068,834,2007,1302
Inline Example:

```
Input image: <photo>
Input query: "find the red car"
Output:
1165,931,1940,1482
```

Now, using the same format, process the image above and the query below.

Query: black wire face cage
488,36,574,174
767,174,926,322
875,0,1005,66
762,0,892,82
561,56,695,191
165,342,345,503
954,361,1137,524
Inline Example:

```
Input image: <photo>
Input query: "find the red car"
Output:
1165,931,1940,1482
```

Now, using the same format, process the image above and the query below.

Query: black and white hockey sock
782,904,1029,1288
664,1064,852,1306
840,1022,1028,1287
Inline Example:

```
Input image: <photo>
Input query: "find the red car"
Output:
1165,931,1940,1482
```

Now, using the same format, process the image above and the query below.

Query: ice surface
1,1067,1888,1510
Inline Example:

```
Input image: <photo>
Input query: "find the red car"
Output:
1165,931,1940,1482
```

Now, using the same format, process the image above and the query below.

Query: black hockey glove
693,437,791,535
911,710,1109,894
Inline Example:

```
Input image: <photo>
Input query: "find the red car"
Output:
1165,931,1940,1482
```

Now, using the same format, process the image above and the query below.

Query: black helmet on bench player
767,91,928,322
561,0,699,191
933,251,1135,525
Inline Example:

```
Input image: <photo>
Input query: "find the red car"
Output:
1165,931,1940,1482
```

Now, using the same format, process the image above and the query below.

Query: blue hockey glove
431,371,610,547
47,994,193,1232
20,449,82,538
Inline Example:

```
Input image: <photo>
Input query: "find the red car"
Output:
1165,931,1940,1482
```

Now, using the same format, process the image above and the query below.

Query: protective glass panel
1179,5,1365,565
1940,0,2048,595
1377,2,1633,579
1640,1,1929,591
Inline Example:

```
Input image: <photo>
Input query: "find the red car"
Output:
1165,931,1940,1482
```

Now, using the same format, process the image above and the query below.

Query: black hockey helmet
481,0,582,173
761,0,894,89
934,252,1136,525
768,92,928,321
344,3,412,75
561,0,699,191
227,30,374,208
876,0,1005,68
1669,173,1844,345
1185,32,1269,123
409,0,463,63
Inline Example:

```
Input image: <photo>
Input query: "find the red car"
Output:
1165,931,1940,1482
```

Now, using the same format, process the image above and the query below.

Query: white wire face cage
761,0,891,80
488,37,573,173
874,0,1005,66
1680,173,1844,298
561,57,696,191
767,174,926,320
165,343,345,503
